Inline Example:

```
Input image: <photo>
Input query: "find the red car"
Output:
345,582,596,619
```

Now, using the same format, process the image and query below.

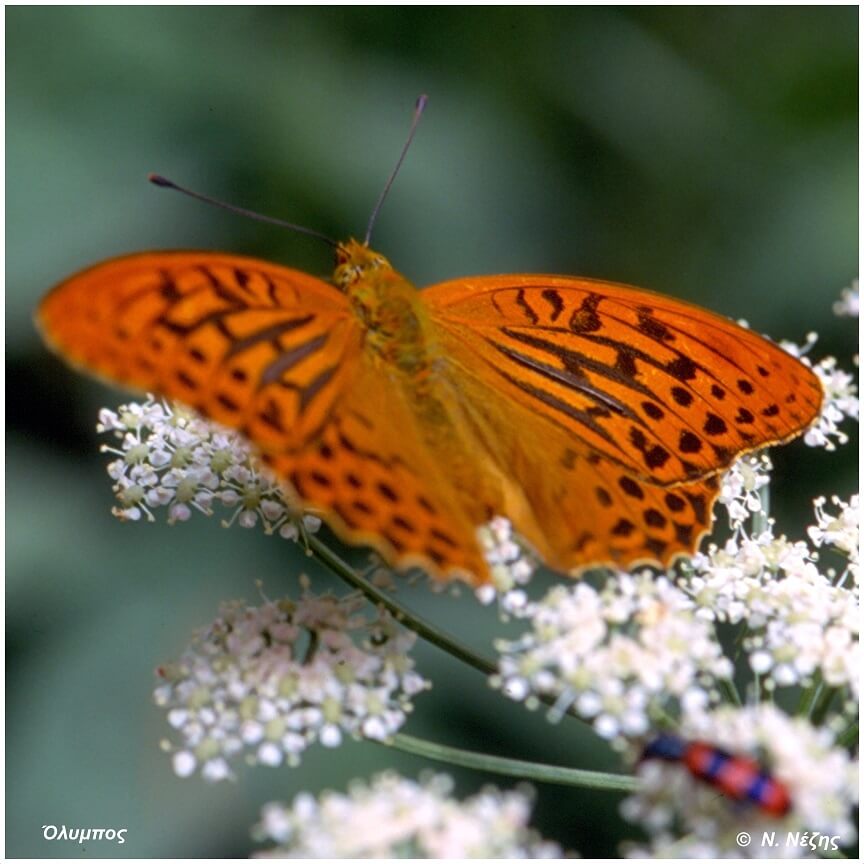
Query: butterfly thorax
334,239,435,377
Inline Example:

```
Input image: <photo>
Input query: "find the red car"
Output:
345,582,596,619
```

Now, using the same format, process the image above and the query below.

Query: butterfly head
333,238,394,293
333,238,431,372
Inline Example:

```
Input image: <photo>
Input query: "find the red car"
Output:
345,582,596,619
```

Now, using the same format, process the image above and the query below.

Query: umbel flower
492,569,733,739
833,278,859,318
490,453,859,743
154,582,428,781
686,491,859,695
779,334,859,451
98,399,321,539
252,772,563,858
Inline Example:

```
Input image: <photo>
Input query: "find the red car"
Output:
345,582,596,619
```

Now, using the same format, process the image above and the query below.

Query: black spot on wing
595,486,613,507
665,492,685,512
674,522,694,545
629,427,671,470
644,508,667,528
612,518,636,537
258,398,285,432
704,413,727,436
666,355,698,381
678,430,703,453
540,288,565,322
568,293,602,333
515,288,539,324
618,476,644,499
637,308,675,342
217,393,240,413
671,386,694,407
685,492,708,524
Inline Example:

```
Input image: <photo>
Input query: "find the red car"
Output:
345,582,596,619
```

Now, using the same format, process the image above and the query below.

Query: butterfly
35,101,823,585
36,237,823,584
640,733,792,817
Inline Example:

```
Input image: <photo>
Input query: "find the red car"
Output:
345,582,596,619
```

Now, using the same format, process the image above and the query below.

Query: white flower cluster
809,494,859,577
686,488,859,696
779,335,859,452
154,584,428,781
98,398,321,540
475,517,537,615
623,704,859,858
252,772,563,858
717,452,773,530
833,279,859,317
493,571,732,740
804,355,860,451
492,449,859,741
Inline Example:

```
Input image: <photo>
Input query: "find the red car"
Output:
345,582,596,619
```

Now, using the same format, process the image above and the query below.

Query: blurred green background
6,7,857,858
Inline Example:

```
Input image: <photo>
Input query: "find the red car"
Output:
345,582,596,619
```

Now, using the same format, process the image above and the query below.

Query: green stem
717,676,742,707
752,474,771,536
307,535,596,731
836,721,858,749
307,535,497,677
799,677,824,719
384,732,639,792
809,685,837,726
301,629,319,665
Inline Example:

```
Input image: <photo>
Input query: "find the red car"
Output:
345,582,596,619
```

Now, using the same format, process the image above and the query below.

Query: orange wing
38,251,489,580
423,274,822,486
38,258,824,583
261,357,495,582
419,273,822,573
37,252,362,453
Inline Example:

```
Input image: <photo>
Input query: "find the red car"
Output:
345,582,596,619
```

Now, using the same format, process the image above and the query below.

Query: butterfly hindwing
422,356,719,572
262,359,492,581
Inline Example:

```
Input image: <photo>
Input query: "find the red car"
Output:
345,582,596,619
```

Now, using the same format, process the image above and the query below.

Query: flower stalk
384,732,639,792
306,534,498,677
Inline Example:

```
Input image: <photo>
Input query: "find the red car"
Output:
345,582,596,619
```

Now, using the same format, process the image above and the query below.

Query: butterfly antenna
148,174,338,248
363,94,428,246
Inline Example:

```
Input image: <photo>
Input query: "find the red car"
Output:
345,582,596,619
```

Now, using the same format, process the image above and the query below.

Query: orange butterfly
36,102,823,585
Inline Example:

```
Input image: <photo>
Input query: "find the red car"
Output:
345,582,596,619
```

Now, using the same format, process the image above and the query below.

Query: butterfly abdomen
640,734,792,817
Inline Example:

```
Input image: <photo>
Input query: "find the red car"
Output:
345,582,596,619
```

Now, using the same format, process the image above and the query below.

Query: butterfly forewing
423,274,823,486
37,252,362,453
